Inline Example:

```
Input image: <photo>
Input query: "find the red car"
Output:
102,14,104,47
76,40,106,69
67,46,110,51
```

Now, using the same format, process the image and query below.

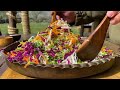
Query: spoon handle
51,11,57,23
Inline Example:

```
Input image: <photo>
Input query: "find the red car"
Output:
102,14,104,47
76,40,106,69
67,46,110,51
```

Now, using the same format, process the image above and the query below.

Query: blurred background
0,11,50,34
0,11,83,36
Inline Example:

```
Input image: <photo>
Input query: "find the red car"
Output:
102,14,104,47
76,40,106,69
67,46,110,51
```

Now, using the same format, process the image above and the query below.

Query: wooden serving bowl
9,34,21,42
4,41,115,79
0,36,13,49
6,58,115,79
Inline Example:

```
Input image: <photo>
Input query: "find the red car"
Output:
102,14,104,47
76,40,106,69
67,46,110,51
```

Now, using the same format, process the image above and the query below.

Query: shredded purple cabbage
57,59,62,64
47,49,56,57
64,50,74,59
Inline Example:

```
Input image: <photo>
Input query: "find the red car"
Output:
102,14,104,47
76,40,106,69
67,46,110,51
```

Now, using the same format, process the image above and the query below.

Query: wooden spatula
51,11,57,23
76,15,110,61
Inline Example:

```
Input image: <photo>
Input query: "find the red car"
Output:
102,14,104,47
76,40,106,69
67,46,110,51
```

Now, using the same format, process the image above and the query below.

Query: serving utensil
77,15,110,61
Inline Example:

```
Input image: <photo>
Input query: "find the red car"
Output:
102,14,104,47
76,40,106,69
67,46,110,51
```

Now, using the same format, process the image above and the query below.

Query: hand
55,11,76,24
107,11,120,25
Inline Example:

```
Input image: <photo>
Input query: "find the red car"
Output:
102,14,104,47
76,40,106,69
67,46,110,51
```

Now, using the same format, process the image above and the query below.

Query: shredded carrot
34,35,41,41
58,45,63,51
71,38,77,44
48,30,50,35
101,48,106,52
31,55,39,64
32,59,39,65
33,35,45,43
107,50,113,53
52,28,60,35
50,20,58,26
23,56,29,62
10,52,16,57
69,46,73,51
24,61,31,68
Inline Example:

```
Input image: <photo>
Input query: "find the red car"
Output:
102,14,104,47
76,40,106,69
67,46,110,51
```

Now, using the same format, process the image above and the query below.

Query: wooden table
1,40,120,79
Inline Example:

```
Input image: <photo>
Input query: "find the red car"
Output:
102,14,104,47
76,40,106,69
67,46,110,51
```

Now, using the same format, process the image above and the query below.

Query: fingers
107,11,120,25
110,12,120,25
56,15,61,20
107,11,118,18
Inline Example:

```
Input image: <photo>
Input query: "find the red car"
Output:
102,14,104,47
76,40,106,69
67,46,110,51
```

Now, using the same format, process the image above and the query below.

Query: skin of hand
107,11,120,25
54,11,76,24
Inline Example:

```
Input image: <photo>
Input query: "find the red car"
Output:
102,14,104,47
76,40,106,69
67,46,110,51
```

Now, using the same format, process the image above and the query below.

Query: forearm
74,11,107,26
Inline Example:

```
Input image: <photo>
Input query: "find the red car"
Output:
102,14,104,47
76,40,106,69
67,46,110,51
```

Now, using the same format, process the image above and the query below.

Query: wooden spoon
51,11,57,23
76,15,110,61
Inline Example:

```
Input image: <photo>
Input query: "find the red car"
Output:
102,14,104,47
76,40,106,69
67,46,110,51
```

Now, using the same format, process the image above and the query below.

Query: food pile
6,19,114,68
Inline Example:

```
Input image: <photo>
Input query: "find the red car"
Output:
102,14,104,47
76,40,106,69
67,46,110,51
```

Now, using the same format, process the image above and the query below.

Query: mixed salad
6,19,114,68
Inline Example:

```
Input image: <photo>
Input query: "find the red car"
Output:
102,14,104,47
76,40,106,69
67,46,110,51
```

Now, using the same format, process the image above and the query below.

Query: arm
55,11,106,27
75,11,107,26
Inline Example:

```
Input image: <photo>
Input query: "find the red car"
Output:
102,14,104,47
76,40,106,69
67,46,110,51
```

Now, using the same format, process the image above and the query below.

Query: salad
6,19,113,68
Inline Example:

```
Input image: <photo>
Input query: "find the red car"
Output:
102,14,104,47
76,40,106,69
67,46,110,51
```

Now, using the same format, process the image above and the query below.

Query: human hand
54,11,76,24
107,11,120,25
